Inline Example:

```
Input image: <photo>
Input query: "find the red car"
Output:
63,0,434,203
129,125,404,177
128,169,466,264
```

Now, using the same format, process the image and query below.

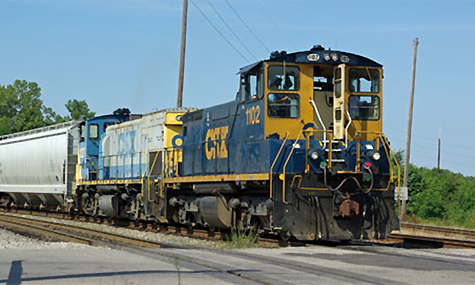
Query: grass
223,226,260,249
174,255,181,285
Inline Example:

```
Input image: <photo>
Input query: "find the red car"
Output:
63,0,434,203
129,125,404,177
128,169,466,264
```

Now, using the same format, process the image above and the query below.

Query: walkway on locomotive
167,46,400,194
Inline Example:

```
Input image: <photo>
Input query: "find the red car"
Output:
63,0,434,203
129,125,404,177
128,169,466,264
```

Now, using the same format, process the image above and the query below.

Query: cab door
333,64,347,140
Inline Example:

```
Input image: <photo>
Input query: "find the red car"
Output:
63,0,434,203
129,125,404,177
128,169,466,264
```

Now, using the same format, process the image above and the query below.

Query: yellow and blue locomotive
161,45,400,240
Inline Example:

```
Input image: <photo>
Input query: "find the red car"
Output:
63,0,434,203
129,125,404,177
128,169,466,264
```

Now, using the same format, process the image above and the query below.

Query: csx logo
205,126,229,160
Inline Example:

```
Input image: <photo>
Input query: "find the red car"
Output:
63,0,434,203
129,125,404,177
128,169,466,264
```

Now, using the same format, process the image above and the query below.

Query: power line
255,0,296,50
385,125,468,149
390,134,475,161
223,0,271,54
190,0,249,62
206,0,258,61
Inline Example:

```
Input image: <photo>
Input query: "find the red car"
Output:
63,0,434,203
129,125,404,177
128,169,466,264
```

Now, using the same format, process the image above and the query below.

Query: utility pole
402,37,419,220
177,0,188,108
437,128,441,171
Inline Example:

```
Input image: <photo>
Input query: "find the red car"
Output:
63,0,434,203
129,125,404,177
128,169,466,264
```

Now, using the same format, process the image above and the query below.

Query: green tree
0,84,17,135
63,99,95,121
0,80,46,135
0,80,96,136
42,106,65,125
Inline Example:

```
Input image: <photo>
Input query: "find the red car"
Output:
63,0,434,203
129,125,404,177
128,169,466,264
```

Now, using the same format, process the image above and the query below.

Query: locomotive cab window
239,68,264,101
80,123,86,142
268,66,300,91
248,72,264,100
348,95,380,120
349,68,380,93
89,124,99,141
267,93,299,118
334,68,342,98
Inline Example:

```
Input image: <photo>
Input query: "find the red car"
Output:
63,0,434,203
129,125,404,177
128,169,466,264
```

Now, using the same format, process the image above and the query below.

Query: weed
224,226,260,249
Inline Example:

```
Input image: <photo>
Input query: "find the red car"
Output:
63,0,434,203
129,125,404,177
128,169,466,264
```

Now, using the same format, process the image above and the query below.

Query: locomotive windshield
348,95,380,120
268,65,300,91
349,68,380,93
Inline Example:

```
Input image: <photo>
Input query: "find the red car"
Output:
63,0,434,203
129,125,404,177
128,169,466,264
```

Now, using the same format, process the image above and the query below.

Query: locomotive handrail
355,130,401,195
97,152,146,181
344,108,353,147
303,129,334,170
97,148,182,201
281,129,334,204
282,130,305,204
379,133,401,197
163,147,181,179
269,132,289,199
148,150,162,201
309,100,327,145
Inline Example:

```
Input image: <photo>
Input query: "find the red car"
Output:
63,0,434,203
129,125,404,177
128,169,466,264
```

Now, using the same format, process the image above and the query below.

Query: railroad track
0,212,175,248
0,208,282,249
389,232,475,248
400,221,475,240
3,207,475,249
0,211,280,285
388,222,475,248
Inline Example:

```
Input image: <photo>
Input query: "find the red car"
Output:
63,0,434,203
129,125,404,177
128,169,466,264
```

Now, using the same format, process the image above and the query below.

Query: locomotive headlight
372,152,381,161
310,151,319,160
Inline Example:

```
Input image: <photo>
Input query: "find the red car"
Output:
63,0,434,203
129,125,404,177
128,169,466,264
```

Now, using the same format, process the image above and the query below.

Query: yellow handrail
379,134,401,197
146,151,161,202
281,131,305,204
269,132,289,199
281,129,333,204
355,130,401,195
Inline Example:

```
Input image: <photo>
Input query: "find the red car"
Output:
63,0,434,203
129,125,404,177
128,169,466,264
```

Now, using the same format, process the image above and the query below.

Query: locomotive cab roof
238,45,382,75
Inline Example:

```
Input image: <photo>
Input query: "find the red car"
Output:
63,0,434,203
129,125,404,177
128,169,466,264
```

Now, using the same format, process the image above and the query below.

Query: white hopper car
0,121,80,209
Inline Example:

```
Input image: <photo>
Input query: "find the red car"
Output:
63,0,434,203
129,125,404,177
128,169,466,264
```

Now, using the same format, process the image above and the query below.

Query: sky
1,0,475,176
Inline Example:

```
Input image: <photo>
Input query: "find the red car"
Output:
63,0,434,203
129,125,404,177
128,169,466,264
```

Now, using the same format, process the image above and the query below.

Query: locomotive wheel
279,231,291,242
81,194,94,216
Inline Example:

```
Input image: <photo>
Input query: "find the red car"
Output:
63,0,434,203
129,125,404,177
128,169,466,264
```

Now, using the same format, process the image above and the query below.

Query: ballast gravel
0,228,90,249
1,213,224,248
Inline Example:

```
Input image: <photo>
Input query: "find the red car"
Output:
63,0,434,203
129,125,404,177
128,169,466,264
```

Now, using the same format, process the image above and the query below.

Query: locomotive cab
78,109,131,181
262,55,383,143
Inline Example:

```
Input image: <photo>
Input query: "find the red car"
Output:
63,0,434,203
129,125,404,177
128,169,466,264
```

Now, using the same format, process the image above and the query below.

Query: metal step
326,158,346,163
322,140,340,144
325,148,342,152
